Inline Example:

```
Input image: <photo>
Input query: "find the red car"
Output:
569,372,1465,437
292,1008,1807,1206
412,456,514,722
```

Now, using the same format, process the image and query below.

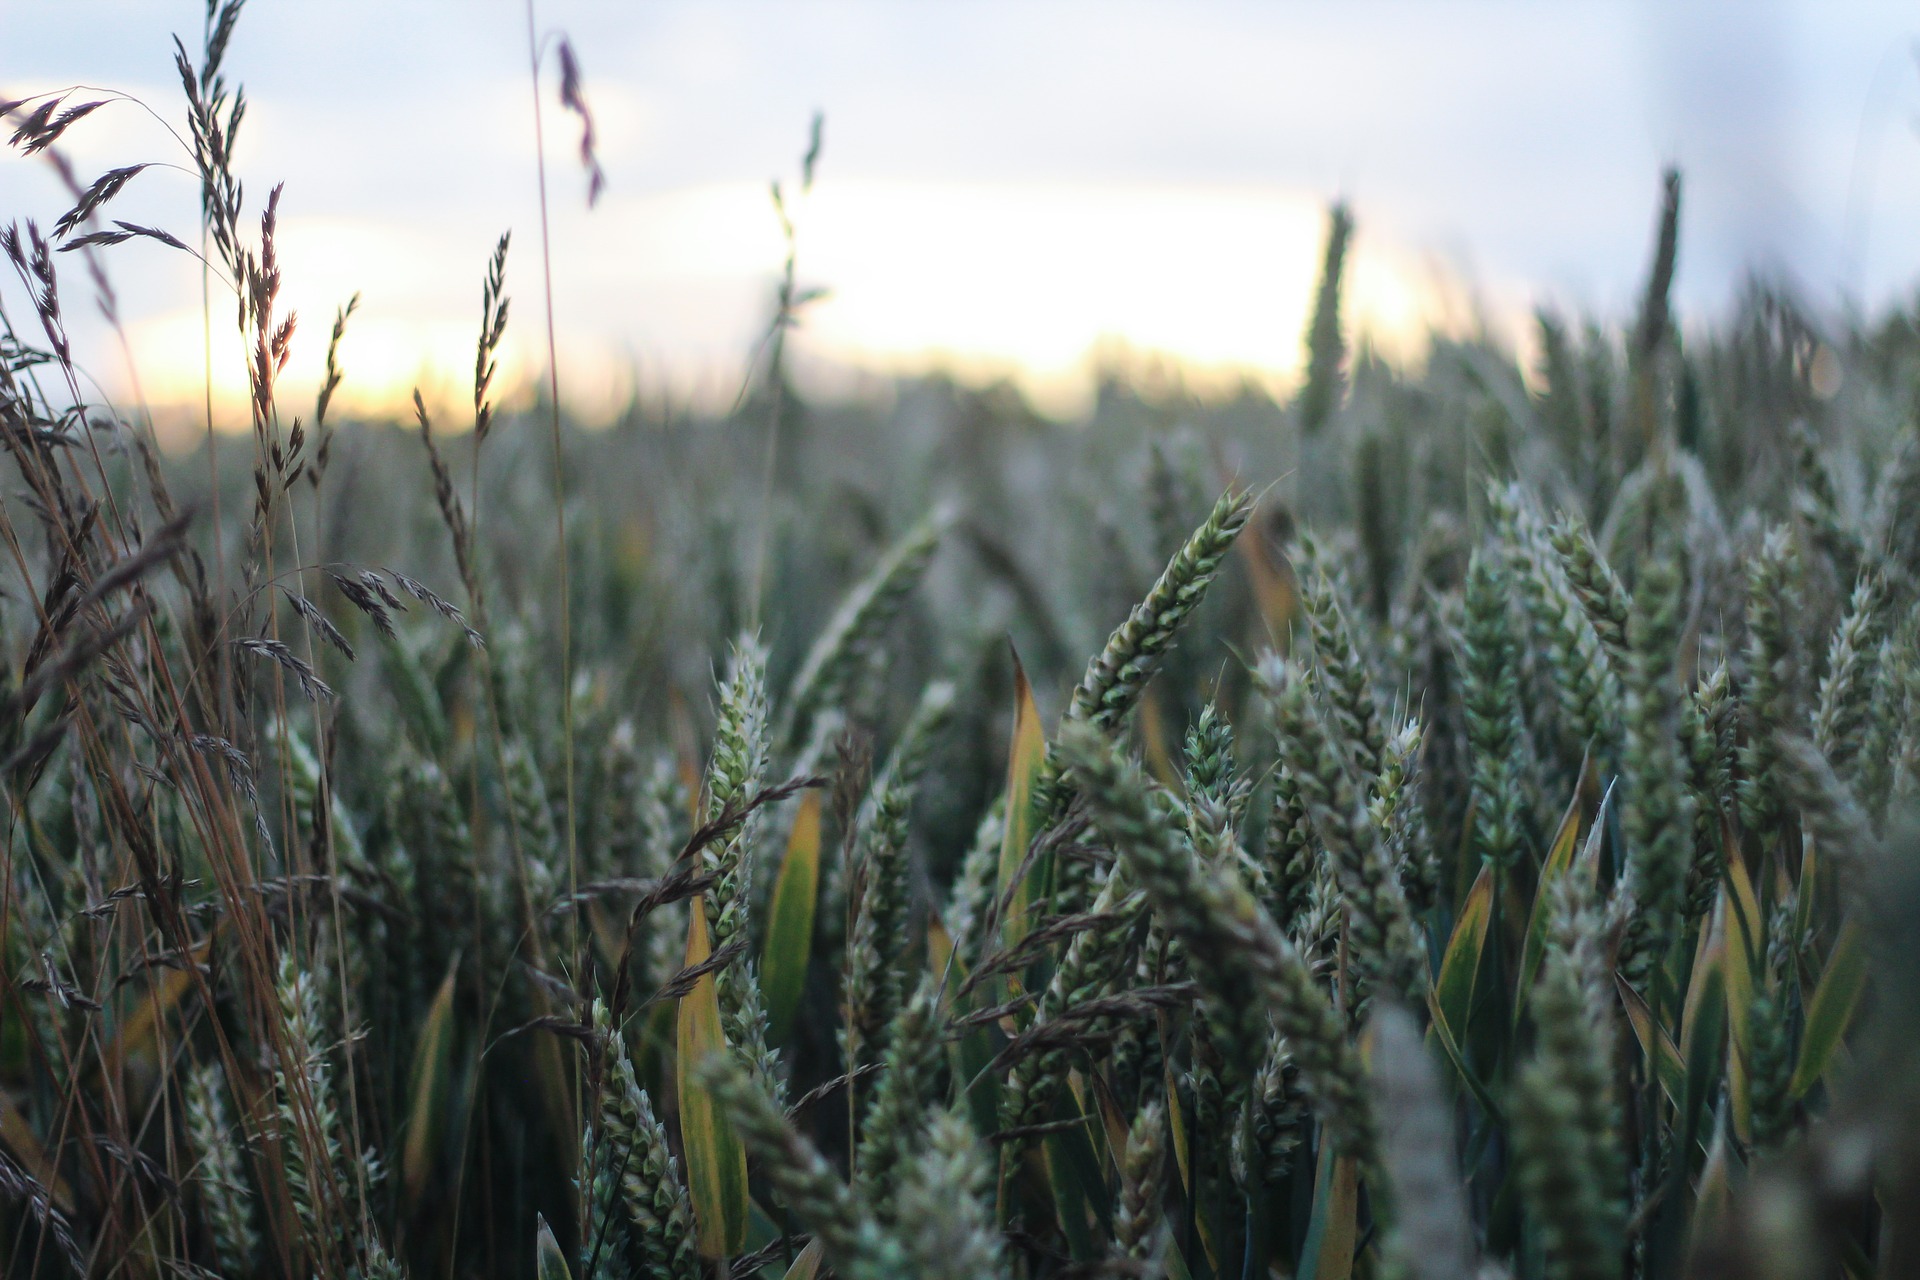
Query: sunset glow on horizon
14,1,1920,433
100,179,1460,433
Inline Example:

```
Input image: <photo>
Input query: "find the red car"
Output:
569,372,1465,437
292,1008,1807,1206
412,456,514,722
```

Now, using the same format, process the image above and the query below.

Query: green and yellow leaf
763,789,822,1043
996,649,1048,949
677,896,750,1258
1791,922,1868,1100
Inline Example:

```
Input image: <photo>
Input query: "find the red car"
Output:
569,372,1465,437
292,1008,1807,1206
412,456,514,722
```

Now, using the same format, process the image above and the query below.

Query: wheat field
3,6,1920,1280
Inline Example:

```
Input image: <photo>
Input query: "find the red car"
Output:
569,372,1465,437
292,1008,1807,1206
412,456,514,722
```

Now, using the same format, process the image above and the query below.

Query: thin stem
524,0,578,950
525,0,583,1227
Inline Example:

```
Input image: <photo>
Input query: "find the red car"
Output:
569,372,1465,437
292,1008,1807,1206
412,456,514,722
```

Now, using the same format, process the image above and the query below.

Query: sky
6,1,1920,423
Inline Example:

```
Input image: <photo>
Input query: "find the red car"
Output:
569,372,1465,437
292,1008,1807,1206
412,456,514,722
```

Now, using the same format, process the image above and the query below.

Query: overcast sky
7,1,1920,419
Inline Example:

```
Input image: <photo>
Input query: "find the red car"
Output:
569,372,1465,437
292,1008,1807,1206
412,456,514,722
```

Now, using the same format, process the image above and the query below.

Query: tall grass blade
677,897,750,1258
403,960,460,1210
1791,923,1868,1099
764,789,822,1043
996,649,1047,950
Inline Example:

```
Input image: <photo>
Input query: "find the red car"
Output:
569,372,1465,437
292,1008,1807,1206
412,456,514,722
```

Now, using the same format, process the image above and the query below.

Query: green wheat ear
1738,526,1802,836
1115,1101,1170,1263
1514,875,1625,1280
1068,484,1254,734
1041,482,1255,916
1371,717,1438,914
185,1063,259,1278
998,852,1145,1143
1548,513,1633,661
1814,571,1889,783
700,638,781,1094
1295,529,1388,777
1492,485,1622,767
853,977,945,1219
1615,551,1693,984
1683,658,1738,922
844,679,956,1067
783,505,951,745
1747,898,1803,1154
1054,719,1376,1163
1262,653,1427,1010
1299,200,1354,434
1460,548,1529,871
1234,1027,1303,1190
696,1053,904,1280
592,1005,701,1280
